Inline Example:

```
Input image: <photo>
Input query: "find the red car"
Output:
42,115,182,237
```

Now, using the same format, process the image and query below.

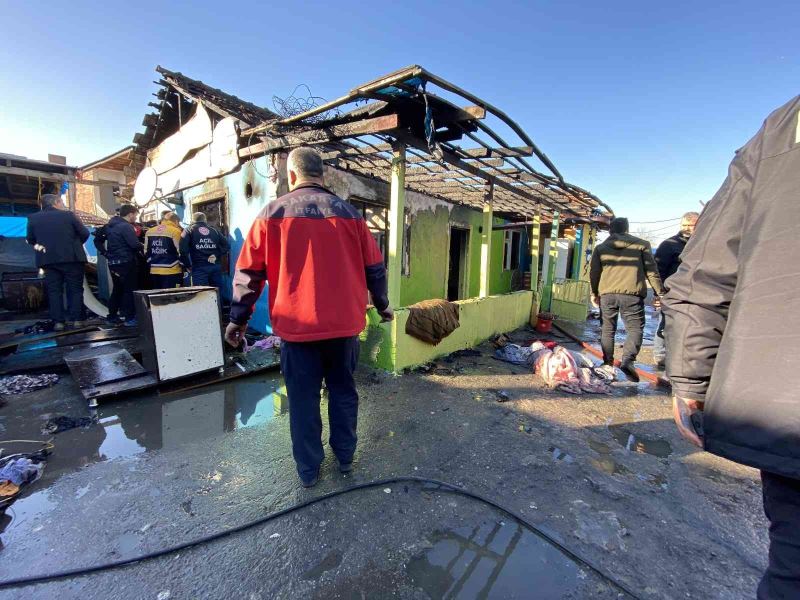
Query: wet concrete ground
0,319,766,599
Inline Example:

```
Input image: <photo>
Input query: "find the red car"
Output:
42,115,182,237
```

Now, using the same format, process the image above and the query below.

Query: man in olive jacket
664,95,800,599
590,217,665,381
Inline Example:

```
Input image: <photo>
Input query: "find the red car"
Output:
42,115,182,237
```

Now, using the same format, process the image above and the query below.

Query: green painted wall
490,223,513,294
359,291,534,371
399,206,450,306
398,205,512,307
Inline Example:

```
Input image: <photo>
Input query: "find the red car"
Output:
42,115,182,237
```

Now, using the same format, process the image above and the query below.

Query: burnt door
194,198,228,271
194,198,226,232
447,228,469,301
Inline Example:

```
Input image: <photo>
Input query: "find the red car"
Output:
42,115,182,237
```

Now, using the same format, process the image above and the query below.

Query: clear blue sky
2,0,797,237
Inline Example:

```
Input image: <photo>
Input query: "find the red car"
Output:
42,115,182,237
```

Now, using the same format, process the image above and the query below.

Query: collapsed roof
133,65,612,222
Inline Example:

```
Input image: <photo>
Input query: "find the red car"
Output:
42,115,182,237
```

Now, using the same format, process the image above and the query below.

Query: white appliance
134,287,225,381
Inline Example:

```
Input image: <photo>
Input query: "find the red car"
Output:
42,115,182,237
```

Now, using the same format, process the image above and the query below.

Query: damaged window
350,197,389,267
503,230,521,271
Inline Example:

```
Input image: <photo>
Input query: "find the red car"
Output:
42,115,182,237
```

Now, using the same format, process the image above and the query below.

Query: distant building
75,145,135,218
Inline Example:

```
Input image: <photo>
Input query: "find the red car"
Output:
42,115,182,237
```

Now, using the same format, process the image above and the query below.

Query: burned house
129,65,612,371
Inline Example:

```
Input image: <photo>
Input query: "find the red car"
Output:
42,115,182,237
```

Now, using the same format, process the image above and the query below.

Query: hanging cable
0,476,641,598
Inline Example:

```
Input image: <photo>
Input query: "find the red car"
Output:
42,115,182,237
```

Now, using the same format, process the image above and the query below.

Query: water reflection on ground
1,372,287,498
407,519,616,599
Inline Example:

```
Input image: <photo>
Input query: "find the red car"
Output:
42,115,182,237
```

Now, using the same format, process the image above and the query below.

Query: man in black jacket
179,211,230,288
26,194,90,330
100,204,141,326
664,96,800,599
652,212,699,367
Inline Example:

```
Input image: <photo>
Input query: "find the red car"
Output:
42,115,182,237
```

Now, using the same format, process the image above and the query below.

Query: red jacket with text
230,183,389,342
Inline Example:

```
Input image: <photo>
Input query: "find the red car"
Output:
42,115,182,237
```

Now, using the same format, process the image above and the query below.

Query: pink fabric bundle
531,342,611,395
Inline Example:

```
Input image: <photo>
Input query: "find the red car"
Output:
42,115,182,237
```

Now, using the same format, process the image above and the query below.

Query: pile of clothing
14,321,55,335
405,299,460,345
494,341,611,395
0,449,48,512
0,374,59,395
244,335,281,352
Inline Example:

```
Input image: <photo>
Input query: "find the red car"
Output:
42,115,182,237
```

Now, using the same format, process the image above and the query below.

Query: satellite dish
133,167,158,207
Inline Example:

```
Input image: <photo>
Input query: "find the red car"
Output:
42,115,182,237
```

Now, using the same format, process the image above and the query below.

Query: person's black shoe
300,471,320,488
338,461,353,474
620,360,640,383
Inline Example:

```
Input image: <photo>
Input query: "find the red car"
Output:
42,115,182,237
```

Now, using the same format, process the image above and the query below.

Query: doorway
447,227,470,301
193,197,229,273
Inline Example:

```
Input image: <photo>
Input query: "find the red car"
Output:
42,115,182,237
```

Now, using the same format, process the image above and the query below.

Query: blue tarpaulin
0,217,28,238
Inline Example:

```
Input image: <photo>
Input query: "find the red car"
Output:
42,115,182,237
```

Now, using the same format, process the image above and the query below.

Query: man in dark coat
101,204,141,326
652,211,699,367
589,217,665,382
664,95,800,599
26,194,90,329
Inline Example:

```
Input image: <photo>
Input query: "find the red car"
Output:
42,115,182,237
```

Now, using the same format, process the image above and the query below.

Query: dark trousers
150,273,183,289
600,293,645,365
43,262,84,323
758,471,800,599
191,264,223,288
108,261,138,320
280,336,360,480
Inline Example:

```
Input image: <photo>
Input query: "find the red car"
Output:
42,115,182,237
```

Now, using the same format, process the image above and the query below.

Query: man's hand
672,396,705,448
378,306,394,322
224,322,247,348
591,295,600,308
652,296,662,310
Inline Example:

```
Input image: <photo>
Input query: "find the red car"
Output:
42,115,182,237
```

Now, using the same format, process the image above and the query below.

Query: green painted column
540,211,560,312
571,224,583,279
387,144,406,308
529,213,541,293
479,181,494,298
578,224,592,281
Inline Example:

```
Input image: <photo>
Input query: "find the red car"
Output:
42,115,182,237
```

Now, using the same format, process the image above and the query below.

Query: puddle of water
590,456,630,476
302,549,343,581
547,447,575,464
407,521,612,599
588,440,630,476
0,372,288,510
608,425,672,458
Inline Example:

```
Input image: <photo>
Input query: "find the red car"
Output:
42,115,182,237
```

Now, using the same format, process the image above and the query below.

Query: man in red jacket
225,147,393,487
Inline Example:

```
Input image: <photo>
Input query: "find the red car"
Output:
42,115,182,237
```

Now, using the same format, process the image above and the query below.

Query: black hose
0,476,641,598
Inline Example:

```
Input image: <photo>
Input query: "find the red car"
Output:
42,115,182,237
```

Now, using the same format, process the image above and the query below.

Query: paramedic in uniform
180,211,229,287
225,147,392,488
144,212,183,289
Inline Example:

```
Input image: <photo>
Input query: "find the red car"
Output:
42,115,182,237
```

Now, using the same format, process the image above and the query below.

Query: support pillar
540,211,560,312
529,213,541,293
577,224,592,281
479,181,494,298
571,224,583,278
386,144,406,308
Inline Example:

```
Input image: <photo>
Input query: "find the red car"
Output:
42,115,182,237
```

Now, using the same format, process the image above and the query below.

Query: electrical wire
628,217,681,224
0,476,641,598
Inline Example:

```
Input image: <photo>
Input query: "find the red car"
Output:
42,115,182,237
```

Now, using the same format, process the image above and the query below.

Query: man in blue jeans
225,148,392,488
180,211,229,288
26,194,90,330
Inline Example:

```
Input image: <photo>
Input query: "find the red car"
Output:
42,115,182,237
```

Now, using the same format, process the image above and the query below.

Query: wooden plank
239,114,400,158
458,146,534,159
